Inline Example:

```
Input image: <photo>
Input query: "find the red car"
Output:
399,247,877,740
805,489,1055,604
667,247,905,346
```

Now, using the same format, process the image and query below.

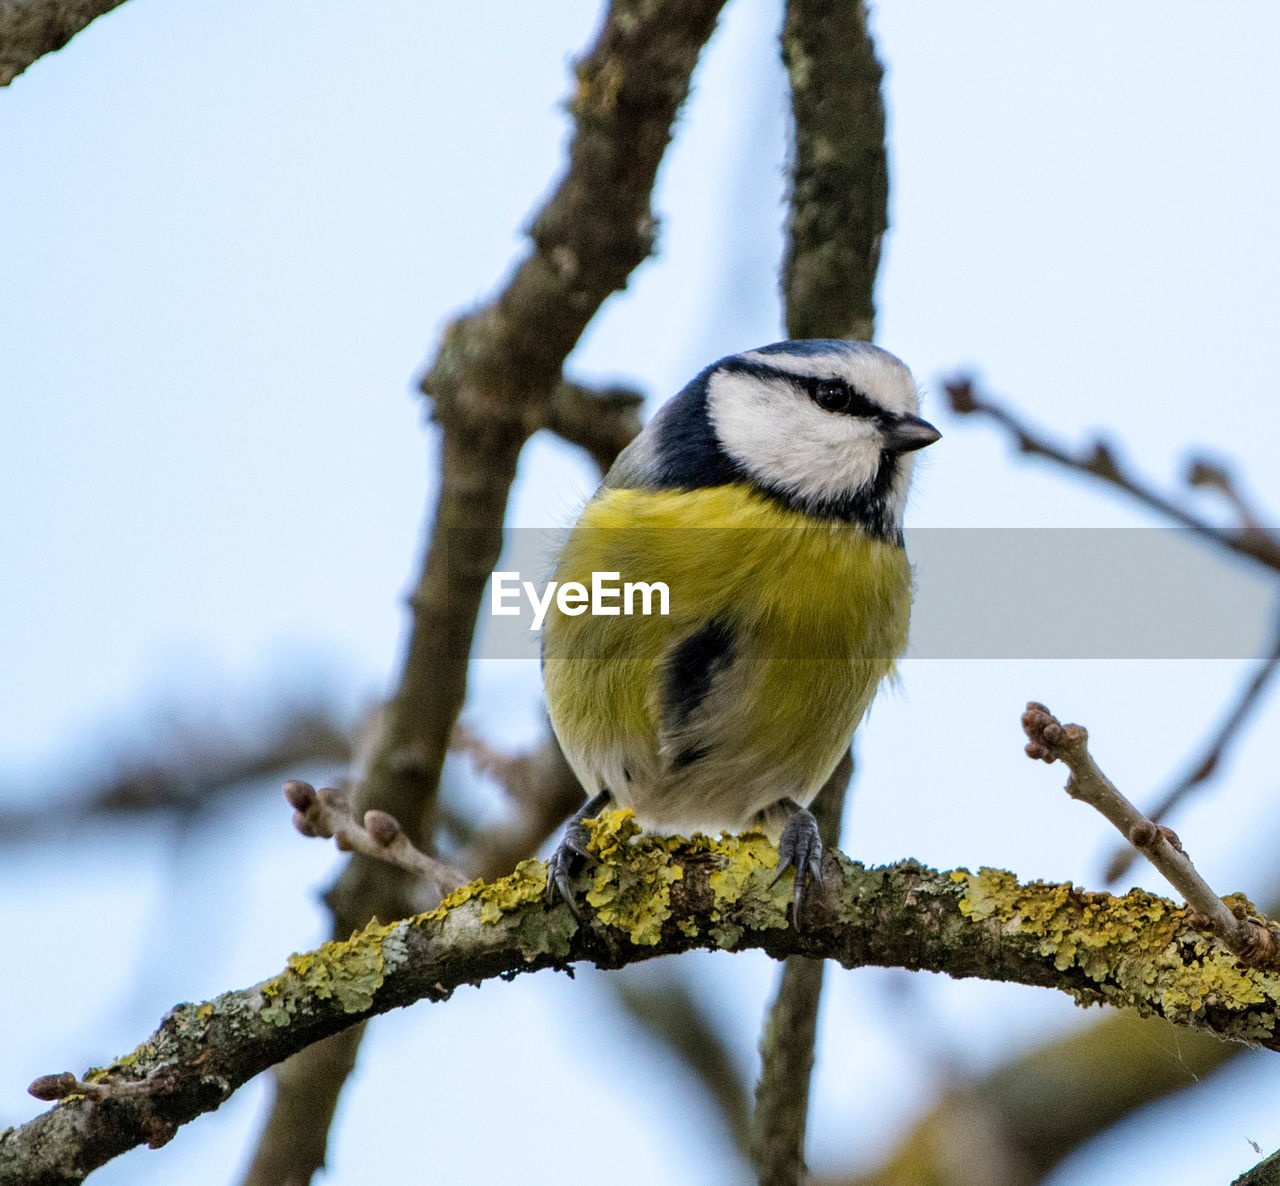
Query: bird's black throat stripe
757,456,904,546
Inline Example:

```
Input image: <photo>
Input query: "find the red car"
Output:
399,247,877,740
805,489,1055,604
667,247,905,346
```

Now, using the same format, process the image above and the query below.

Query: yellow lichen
955,868,1280,1037
706,830,790,942
258,917,405,1027
583,810,682,946
707,830,777,901
418,859,548,927
407,809,793,951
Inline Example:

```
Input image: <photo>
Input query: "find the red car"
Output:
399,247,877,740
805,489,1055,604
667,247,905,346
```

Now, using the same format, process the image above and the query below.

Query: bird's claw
545,823,598,919
545,791,611,919
770,806,823,927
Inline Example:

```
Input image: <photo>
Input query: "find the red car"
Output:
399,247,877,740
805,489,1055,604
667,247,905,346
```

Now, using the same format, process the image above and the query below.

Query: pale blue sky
4,3,1280,1183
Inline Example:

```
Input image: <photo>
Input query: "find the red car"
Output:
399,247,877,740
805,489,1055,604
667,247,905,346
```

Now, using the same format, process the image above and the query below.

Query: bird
540,339,939,923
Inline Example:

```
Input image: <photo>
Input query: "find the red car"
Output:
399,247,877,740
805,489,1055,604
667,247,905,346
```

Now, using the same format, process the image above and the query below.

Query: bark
0,0,127,85
7,817,1279,1185
754,0,891,1174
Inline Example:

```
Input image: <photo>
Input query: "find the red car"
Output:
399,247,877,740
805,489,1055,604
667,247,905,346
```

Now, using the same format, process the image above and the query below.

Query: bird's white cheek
773,424,883,503
714,391,885,503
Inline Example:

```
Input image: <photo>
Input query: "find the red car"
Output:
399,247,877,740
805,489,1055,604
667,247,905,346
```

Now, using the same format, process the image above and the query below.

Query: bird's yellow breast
541,483,912,825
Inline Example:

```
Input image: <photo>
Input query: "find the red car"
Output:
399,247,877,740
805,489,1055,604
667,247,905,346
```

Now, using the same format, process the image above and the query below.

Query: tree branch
343,0,728,901
242,3,729,1179
545,380,644,472
1104,606,1280,883
832,1010,1243,1186
9,809,1280,1185
753,753,853,1184
1235,1146,1280,1186
1022,702,1280,969
942,376,1280,574
753,0,890,1177
781,0,887,344
943,378,1280,903
0,0,127,86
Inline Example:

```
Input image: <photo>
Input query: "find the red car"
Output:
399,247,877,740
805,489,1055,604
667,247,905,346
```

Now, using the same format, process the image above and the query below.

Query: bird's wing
655,616,742,772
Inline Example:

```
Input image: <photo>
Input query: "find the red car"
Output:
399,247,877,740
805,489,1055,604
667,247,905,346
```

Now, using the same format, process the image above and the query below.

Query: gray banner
463,528,1273,661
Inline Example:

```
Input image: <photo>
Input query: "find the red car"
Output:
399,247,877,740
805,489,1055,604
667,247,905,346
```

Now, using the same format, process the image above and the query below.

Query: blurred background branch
830,1011,1242,1186
943,376,1280,573
0,0,128,85
0,690,350,842
944,374,1280,890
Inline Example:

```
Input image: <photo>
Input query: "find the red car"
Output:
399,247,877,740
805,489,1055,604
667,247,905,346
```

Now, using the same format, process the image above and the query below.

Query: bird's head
609,339,940,541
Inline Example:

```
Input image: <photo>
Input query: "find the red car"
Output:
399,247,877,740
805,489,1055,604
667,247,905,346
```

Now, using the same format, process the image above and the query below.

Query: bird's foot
545,790,611,920
769,800,823,927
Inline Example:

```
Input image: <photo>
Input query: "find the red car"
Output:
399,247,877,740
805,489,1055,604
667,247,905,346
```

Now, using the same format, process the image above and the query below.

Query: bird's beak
882,415,941,454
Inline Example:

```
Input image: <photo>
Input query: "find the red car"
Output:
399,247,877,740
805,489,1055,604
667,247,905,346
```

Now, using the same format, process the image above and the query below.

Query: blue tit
541,339,939,922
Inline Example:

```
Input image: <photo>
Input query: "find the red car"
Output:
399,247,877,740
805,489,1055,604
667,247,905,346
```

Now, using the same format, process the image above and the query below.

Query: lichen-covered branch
0,0,127,86
9,810,1280,1185
1234,1146,1280,1186
1023,702,1280,968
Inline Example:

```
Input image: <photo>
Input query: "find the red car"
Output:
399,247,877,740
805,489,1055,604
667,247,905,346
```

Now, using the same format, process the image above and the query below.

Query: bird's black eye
808,377,880,418
813,378,850,413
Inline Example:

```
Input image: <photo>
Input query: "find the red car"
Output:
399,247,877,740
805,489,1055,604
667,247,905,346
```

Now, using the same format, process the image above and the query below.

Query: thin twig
1187,455,1271,537
1105,607,1280,882
1022,702,1280,968
283,780,466,898
26,1069,180,1151
943,377,1280,573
